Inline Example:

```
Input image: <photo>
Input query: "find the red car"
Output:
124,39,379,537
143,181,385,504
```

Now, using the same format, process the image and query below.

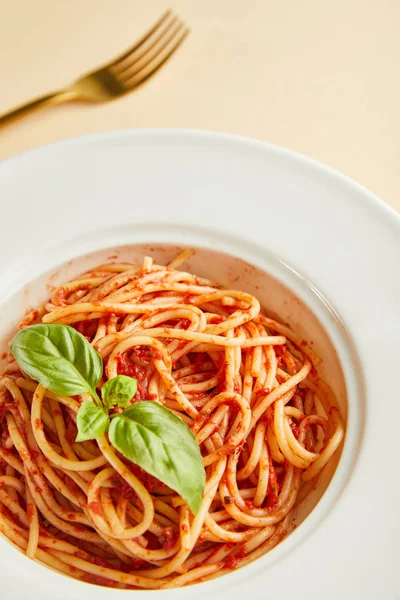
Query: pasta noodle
0,252,344,589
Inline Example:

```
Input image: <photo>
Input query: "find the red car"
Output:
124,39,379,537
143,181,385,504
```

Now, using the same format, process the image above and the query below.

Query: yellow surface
0,0,399,210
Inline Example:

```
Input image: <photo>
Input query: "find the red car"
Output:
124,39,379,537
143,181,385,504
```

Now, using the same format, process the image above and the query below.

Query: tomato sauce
131,346,163,362
90,556,115,569
290,423,300,439
160,526,179,551
116,352,162,402
112,475,136,500
83,574,118,587
65,478,81,497
65,418,78,445
224,546,246,569
267,464,279,498
129,464,163,492
88,501,103,516
17,309,39,330
52,287,68,306
72,321,97,341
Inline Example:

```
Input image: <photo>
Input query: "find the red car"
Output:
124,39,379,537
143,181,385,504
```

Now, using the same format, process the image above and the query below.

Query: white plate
0,130,399,600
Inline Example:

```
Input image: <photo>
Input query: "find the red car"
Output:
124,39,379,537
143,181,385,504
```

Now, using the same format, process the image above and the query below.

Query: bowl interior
0,242,346,549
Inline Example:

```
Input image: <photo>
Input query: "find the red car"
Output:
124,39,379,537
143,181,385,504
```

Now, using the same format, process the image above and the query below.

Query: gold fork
0,10,188,128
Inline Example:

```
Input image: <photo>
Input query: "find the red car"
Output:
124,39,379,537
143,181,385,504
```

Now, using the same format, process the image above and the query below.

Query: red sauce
179,319,191,329
1,505,23,528
112,476,136,500
90,556,115,569
17,309,39,330
52,287,67,306
176,340,187,352
134,385,147,402
88,501,103,516
193,353,209,372
116,353,144,379
83,574,117,587
72,321,96,341
265,493,279,509
189,391,208,402
267,464,279,498
254,388,271,401
66,478,81,497
38,526,49,537
209,315,224,324
65,419,78,445
224,546,246,569
27,504,35,524
131,346,162,362
120,557,148,570
210,383,225,398
144,531,162,550
296,387,307,400
129,464,163,492
0,406,10,447
116,353,160,402
0,404,9,421
160,526,179,551
290,423,300,439
29,449,39,463
233,380,241,393
274,345,287,357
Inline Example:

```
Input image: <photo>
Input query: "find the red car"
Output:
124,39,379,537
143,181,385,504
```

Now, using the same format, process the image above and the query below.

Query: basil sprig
10,324,205,514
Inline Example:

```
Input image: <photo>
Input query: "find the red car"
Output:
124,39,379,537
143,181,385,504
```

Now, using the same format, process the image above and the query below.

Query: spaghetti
0,252,344,589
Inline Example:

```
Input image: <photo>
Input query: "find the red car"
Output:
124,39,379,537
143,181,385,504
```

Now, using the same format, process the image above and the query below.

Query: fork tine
120,25,189,89
113,14,179,75
110,9,173,66
115,20,185,80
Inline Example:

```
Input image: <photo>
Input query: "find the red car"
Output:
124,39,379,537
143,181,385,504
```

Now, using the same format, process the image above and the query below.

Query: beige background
0,0,399,211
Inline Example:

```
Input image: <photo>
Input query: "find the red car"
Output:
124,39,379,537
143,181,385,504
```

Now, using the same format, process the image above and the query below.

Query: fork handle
0,90,75,128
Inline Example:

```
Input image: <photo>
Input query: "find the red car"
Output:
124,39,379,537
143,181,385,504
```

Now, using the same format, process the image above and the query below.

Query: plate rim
0,128,398,599
1,127,399,232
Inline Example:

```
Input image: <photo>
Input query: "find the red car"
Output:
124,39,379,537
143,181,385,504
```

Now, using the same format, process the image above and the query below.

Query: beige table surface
0,0,399,211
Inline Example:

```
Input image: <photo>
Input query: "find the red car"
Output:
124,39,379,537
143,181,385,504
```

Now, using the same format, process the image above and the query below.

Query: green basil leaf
10,324,102,397
102,375,137,409
108,402,205,514
76,401,110,442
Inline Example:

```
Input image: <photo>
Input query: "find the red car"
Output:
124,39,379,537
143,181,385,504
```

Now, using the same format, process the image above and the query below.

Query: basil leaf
108,402,205,514
76,401,110,442
102,376,137,409
10,324,102,397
